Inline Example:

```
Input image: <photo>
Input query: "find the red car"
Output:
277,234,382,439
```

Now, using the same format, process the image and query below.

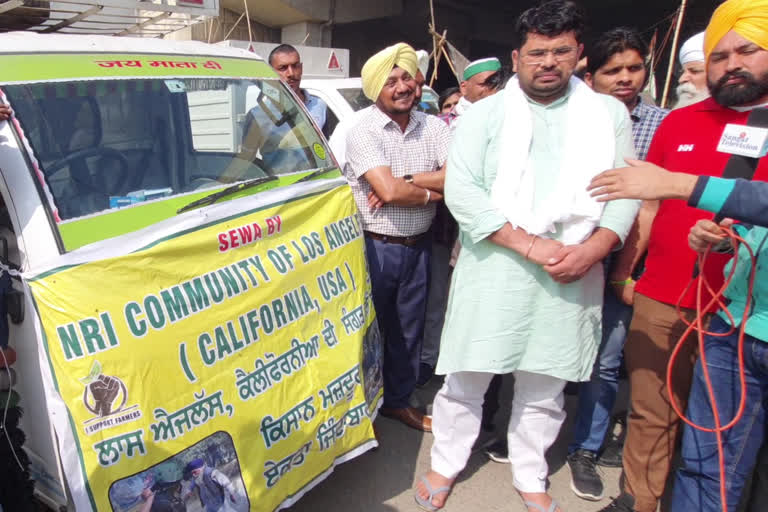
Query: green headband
463,58,501,81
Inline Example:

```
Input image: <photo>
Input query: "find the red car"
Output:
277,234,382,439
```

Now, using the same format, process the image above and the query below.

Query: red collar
689,97,767,113
691,97,725,112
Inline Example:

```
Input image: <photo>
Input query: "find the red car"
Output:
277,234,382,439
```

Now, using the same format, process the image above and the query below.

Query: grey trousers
420,242,452,367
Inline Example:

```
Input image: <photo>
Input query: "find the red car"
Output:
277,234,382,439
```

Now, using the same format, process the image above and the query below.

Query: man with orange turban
587,1,768,511
343,43,451,431
669,4,768,511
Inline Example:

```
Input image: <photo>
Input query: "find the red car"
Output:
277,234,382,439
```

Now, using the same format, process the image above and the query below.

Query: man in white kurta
415,2,639,511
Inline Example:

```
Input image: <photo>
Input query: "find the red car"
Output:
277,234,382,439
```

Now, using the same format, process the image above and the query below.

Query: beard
673,82,709,109
708,70,768,107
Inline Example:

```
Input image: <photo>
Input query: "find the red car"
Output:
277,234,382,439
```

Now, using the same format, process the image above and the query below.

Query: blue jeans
671,315,768,512
569,288,633,454
365,235,431,409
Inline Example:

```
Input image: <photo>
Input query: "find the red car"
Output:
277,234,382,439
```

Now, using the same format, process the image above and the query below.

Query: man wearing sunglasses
434,58,503,134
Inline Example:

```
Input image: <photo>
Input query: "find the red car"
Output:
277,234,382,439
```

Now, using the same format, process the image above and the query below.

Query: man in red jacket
596,2,768,510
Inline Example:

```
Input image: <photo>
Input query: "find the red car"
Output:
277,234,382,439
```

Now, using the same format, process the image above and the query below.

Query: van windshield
4,77,333,227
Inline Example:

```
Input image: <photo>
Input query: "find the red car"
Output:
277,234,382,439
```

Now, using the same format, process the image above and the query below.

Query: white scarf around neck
490,76,615,245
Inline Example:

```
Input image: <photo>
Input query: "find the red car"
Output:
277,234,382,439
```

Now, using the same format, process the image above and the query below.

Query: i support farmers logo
80,361,142,435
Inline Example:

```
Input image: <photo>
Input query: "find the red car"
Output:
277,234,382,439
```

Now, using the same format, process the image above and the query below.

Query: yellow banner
29,186,381,511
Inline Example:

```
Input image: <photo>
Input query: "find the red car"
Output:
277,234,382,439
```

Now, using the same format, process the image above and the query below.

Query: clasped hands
527,236,601,284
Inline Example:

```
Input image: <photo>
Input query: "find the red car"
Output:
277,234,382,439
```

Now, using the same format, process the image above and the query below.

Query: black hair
268,44,299,66
438,87,460,110
586,27,649,76
515,0,587,48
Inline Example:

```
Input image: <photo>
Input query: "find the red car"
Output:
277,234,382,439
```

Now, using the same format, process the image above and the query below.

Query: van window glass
418,88,440,115
338,88,373,112
4,78,333,238
338,87,440,115
323,108,339,139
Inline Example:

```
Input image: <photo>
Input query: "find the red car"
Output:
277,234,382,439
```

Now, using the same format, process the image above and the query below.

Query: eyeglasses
521,46,578,65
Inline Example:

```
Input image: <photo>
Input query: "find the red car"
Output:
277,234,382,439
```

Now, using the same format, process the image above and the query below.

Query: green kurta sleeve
444,97,507,244
597,95,641,245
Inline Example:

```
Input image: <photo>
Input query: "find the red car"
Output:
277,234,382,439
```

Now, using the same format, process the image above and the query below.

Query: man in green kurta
414,2,640,512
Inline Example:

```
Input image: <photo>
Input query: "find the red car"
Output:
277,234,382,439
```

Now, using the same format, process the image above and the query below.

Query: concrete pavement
290,376,625,512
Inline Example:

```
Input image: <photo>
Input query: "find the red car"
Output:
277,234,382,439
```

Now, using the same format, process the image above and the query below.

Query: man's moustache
676,82,699,98
716,71,754,88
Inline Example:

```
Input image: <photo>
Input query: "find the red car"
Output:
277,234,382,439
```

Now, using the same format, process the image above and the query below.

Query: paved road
290,377,626,512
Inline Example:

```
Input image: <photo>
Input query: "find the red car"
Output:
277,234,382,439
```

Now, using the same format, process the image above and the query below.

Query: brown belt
364,230,427,247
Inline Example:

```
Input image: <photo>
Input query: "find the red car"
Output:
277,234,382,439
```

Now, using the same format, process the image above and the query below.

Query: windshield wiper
293,167,340,184
177,176,278,214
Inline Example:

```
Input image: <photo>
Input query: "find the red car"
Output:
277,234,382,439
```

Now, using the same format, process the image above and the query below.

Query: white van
0,32,380,512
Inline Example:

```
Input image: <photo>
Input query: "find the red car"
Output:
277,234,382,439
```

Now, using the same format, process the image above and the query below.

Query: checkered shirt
344,106,451,236
631,100,669,160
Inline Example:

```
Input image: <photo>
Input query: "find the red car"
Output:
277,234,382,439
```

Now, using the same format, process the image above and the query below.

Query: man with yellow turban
585,1,768,511
343,43,451,432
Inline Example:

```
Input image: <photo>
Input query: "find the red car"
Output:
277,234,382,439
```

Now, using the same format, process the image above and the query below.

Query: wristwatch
403,174,414,183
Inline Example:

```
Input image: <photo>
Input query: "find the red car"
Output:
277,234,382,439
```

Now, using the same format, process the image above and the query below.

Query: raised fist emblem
83,371,127,418
89,375,120,416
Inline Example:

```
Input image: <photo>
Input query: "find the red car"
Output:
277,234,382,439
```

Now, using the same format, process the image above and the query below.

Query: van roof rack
0,0,217,38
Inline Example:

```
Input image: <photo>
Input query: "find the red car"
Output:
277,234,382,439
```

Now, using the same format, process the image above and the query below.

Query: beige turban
361,43,418,101
704,0,768,61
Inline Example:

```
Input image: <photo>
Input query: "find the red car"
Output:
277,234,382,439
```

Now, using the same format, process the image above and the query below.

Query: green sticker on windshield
313,143,327,160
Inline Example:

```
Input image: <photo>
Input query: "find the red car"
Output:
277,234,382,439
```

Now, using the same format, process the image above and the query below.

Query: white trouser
431,370,567,493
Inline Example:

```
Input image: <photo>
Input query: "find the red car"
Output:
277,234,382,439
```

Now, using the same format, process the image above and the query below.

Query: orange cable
666,226,758,512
